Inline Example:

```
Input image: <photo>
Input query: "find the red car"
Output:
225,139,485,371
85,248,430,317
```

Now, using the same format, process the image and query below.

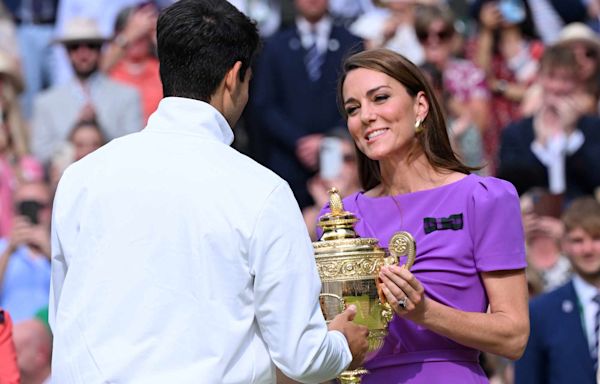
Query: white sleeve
249,182,352,383
48,166,82,333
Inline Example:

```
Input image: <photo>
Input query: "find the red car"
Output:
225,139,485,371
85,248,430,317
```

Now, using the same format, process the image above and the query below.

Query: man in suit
515,196,600,384
31,18,142,165
248,0,362,209
497,44,600,201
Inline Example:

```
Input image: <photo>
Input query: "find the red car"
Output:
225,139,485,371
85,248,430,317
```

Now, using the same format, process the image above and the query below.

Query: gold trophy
313,188,416,384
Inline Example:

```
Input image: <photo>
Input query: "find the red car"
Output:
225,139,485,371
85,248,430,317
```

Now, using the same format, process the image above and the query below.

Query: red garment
0,310,20,384
110,58,163,123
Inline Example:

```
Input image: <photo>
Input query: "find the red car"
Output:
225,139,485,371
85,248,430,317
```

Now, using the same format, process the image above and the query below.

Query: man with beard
31,18,142,164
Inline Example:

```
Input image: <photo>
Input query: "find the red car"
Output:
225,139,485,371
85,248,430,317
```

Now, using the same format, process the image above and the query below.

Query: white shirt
296,16,333,54
572,275,600,352
49,97,351,384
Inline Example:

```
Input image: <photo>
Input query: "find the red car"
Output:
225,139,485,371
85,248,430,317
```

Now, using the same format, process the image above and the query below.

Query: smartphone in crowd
18,200,42,225
319,137,343,180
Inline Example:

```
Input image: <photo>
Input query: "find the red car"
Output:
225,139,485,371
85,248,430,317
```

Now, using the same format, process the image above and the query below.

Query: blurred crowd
0,0,599,383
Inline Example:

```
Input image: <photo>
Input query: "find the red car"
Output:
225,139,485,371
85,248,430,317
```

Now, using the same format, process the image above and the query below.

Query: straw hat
54,18,107,45
557,22,600,47
0,51,24,94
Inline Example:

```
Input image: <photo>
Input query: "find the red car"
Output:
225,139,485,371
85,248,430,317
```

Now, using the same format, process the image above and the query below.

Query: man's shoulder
530,280,574,312
35,84,71,105
97,75,139,98
223,147,285,188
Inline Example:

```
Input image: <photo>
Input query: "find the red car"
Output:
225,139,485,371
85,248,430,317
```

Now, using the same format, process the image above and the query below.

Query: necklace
355,192,417,269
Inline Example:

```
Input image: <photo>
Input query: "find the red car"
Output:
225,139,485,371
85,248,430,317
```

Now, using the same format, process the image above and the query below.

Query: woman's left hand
379,265,426,320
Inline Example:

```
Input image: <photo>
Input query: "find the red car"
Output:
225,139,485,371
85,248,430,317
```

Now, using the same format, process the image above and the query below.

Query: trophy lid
313,188,386,281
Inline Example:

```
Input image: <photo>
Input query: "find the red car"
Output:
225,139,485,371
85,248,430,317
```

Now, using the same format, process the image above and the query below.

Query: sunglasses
417,28,454,43
65,42,102,52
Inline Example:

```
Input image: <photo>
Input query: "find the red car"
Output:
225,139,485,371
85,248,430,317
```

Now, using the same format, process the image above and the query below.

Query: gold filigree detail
316,254,383,282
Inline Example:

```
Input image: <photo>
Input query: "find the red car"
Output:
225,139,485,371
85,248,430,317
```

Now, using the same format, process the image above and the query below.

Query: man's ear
224,61,243,95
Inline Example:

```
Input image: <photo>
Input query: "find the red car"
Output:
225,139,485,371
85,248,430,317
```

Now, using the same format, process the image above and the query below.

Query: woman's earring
415,119,423,134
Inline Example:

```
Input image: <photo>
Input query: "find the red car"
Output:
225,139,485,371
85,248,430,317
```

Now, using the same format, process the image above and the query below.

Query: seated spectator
415,4,488,170
515,196,600,384
303,128,360,240
12,317,51,384
104,4,162,123
0,308,19,384
0,181,51,323
498,44,600,202
31,18,142,165
0,51,44,238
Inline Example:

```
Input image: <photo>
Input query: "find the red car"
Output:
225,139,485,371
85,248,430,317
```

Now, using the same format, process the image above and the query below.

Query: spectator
0,51,44,238
415,4,488,169
104,4,162,123
48,118,107,194
471,0,589,45
498,44,600,202
0,181,51,324
303,128,360,240
470,0,542,170
349,0,425,65
0,309,20,384
12,318,51,384
515,196,600,384
521,189,572,292
31,18,142,165
249,0,363,208
522,22,600,116
2,0,58,118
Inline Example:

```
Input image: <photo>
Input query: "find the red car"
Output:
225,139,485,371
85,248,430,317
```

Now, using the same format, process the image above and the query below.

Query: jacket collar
144,97,234,145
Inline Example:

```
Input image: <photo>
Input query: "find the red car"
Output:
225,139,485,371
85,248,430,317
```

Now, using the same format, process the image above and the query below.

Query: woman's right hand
379,265,427,321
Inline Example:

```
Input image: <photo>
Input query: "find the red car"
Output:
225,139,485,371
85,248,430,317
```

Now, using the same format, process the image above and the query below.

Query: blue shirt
0,239,50,323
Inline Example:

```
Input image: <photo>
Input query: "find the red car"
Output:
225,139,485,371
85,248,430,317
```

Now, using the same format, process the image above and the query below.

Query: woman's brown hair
337,48,476,191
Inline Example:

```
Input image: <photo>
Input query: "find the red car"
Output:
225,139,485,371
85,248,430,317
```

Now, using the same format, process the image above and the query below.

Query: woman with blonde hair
0,51,44,237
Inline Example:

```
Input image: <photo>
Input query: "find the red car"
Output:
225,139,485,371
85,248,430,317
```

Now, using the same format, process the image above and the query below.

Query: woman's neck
372,152,454,196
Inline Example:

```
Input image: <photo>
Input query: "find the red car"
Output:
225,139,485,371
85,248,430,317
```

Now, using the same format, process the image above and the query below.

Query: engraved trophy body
313,188,416,383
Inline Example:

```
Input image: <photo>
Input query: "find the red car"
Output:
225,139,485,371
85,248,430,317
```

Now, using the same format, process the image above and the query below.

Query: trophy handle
319,293,345,322
378,231,417,321
388,231,416,270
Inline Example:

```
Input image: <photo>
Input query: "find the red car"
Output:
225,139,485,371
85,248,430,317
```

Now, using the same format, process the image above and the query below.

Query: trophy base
338,368,368,383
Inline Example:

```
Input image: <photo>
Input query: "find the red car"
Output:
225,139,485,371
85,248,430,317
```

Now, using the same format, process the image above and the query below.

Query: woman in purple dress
329,48,529,383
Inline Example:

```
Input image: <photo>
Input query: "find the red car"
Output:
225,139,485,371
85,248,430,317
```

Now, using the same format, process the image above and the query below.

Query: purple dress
319,174,527,383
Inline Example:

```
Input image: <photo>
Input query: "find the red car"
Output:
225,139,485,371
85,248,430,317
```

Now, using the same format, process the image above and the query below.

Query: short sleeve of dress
468,177,527,272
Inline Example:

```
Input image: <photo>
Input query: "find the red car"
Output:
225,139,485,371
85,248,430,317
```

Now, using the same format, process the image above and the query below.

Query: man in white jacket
49,0,369,383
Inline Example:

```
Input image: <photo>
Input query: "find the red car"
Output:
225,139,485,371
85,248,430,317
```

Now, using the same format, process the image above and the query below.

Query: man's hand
328,305,369,370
